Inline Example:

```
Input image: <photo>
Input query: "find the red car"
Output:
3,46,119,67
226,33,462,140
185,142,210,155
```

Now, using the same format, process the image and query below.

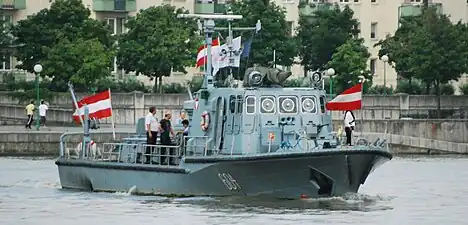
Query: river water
0,156,467,225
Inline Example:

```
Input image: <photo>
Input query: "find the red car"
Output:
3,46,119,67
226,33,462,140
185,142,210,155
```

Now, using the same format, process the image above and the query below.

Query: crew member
160,113,175,165
344,110,356,146
143,106,159,164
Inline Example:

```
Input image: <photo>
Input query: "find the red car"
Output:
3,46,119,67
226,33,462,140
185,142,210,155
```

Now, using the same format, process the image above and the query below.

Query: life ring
200,111,210,131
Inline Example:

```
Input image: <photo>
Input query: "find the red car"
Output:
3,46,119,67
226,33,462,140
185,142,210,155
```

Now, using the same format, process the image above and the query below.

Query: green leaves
296,4,359,73
376,7,467,92
327,38,371,93
116,5,200,78
11,0,113,90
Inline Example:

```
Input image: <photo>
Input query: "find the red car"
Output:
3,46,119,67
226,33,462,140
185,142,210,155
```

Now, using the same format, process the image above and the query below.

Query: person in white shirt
38,100,48,127
344,110,356,146
141,106,159,164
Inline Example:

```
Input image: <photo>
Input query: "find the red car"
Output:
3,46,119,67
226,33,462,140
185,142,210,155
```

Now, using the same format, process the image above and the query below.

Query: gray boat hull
55,149,391,199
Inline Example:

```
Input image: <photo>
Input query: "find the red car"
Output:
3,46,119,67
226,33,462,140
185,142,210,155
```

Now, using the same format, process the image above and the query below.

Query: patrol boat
55,13,392,199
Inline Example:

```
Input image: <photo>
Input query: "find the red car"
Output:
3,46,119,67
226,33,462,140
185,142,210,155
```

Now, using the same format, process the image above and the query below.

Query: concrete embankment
0,126,135,156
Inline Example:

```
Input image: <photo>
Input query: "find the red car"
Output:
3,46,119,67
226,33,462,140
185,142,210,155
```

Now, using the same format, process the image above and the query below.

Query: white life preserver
200,111,210,131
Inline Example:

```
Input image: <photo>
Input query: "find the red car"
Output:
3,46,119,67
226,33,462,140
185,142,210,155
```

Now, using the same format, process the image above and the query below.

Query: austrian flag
325,83,363,111
196,38,220,68
72,90,113,124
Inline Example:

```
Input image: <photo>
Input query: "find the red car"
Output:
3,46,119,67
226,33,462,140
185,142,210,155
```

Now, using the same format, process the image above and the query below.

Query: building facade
2,0,468,88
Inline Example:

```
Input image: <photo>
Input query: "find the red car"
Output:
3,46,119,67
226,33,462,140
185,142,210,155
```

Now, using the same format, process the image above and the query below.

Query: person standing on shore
39,100,48,127
25,100,35,129
176,111,187,125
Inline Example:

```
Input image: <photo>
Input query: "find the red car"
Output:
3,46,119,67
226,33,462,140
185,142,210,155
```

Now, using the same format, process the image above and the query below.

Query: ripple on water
1,156,468,225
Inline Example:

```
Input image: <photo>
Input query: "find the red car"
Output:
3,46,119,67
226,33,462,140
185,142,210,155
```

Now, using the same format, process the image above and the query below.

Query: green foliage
376,7,467,95
226,0,297,67
117,5,200,92
366,85,394,95
95,76,149,93
326,38,371,93
459,83,468,95
430,83,455,95
394,79,424,94
0,11,14,53
12,0,114,86
187,76,203,93
297,4,359,72
162,83,186,94
283,78,306,87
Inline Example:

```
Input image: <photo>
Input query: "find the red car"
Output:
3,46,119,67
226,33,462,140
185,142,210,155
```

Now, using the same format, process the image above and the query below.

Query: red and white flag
196,38,220,68
72,90,113,124
326,83,362,111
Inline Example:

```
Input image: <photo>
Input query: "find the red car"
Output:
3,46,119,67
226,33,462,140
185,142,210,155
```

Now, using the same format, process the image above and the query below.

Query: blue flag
241,37,253,58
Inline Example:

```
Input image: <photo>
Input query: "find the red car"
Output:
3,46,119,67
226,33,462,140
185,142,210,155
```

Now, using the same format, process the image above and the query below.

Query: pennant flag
196,38,220,68
212,36,242,76
325,83,362,111
241,36,253,58
72,90,113,124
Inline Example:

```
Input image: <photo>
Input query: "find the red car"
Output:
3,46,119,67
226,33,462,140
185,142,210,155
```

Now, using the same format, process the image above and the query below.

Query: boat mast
177,14,243,89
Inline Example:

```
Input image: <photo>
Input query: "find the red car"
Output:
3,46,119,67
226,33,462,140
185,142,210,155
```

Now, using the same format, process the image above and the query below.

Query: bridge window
301,96,317,114
319,96,326,113
229,95,236,113
236,95,243,113
260,96,276,114
278,96,298,114
245,96,256,114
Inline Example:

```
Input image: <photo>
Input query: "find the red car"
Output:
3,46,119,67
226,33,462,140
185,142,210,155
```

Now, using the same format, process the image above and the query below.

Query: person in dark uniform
160,113,175,165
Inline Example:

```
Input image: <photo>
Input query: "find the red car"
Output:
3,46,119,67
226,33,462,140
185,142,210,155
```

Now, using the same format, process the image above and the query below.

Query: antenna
177,14,243,89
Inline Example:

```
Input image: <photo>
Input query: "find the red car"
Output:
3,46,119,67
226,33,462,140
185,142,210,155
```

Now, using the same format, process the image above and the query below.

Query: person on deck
344,110,356,146
143,106,159,164
160,113,175,165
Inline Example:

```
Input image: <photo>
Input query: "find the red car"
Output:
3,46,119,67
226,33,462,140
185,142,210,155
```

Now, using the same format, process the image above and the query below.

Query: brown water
0,156,467,225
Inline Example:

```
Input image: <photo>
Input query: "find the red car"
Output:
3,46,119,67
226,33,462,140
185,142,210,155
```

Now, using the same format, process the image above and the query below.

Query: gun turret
243,65,292,87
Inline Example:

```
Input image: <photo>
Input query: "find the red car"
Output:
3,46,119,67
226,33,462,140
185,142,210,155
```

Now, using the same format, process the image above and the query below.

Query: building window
340,0,349,2
370,59,376,76
370,22,377,39
106,18,126,35
1,54,12,71
353,23,360,38
410,0,421,2
371,0,376,3
354,0,359,2
286,21,293,36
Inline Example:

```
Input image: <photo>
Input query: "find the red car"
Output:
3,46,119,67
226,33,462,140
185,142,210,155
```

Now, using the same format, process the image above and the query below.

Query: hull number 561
218,173,242,190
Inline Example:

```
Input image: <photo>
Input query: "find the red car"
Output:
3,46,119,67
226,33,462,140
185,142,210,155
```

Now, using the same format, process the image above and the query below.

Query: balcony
93,0,136,12
0,0,26,10
298,1,333,16
194,0,228,14
398,3,443,17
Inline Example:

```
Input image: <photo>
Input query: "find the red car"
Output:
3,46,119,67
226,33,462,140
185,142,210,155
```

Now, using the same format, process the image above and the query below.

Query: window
260,96,276,114
1,15,12,27
229,95,236,113
354,0,359,2
245,96,256,114
410,0,421,2
370,22,377,39
370,58,376,75
286,21,293,37
301,96,317,114
1,54,12,71
371,0,376,3
353,23,361,38
278,96,298,114
236,95,243,113
340,0,349,2
319,96,326,114
106,18,126,35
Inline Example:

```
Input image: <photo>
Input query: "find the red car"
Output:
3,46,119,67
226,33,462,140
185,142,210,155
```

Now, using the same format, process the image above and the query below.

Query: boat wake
0,178,61,189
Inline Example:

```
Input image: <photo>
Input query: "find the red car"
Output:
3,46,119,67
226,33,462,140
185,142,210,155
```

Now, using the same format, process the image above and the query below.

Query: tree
326,38,371,93
116,5,200,93
43,38,114,88
296,4,359,74
226,0,297,68
11,0,114,89
377,7,468,115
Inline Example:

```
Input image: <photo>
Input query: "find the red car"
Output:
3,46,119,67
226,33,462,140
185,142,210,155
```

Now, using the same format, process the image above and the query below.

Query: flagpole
359,80,364,140
108,88,116,140
68,82,84,128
